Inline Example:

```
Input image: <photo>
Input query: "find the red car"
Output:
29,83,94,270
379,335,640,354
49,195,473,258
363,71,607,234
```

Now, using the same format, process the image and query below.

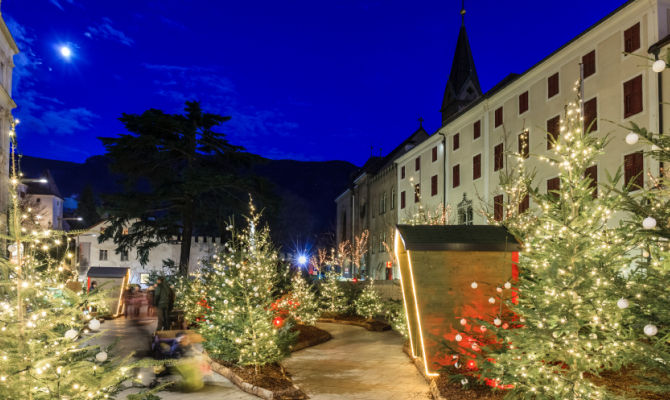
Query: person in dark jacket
154,277,173,331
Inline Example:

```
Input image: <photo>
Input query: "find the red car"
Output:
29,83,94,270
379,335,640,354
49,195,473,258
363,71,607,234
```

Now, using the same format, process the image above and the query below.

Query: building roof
24,169,62,198
87,267,129,278
396,224,521,252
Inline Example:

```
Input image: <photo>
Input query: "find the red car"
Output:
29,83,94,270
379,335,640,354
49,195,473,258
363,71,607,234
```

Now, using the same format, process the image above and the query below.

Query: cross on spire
418,116,424,128
461,0,466,24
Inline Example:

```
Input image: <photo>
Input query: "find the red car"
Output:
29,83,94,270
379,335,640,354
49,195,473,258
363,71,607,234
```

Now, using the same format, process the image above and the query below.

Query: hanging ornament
642,250,650,258
272,316,284,328
470,282,478,289
642,217,657,230
480,325,487,332
493,318,502,326
95,351,108,362
64,329,78,340
455,334,463,342
496,287,503,293
459,318,467,326
488,297,496,304
617,298,629,309
504,281,512,290
460,378,468,385
88,319,101,331
502,323,509,329
644,324,658,336
652,59,667,73
625,132,639,145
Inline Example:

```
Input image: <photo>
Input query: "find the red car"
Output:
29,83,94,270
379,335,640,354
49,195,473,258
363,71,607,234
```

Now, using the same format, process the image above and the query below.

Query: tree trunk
179,201,194,276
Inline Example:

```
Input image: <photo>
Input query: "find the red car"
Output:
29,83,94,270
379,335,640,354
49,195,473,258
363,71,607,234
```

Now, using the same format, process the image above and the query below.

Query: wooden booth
394,225,521,377
86,267,130,317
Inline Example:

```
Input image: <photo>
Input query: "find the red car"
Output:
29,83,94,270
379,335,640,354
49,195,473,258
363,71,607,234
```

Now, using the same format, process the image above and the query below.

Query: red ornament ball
273,316,284,328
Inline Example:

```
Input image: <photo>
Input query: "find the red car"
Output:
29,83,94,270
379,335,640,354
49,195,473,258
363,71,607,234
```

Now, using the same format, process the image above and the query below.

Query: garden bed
318,314,391,331
290,324,332,352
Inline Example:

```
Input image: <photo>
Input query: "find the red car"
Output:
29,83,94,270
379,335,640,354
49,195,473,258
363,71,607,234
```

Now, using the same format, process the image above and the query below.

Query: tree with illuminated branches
319,271,347,314
182,201,296,370
0,121,134,399
474,95,640,399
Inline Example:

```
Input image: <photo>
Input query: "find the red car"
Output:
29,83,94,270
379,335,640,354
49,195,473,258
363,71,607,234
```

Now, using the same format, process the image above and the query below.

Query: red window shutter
547,177,560,198
518,131,529,159
519,91,529,114
584,165,598,198
519,194,529,213
401,166,405,179
493,195,503,221
495,107,503,127
415,157,420,171
494,143,504,171
623,75,643,118
548,73,559,98
453,133,460,150
473,154,481,180
414,184,421,202
432,146,437,162
474,120,481,139
583,51,596,78
624,23,640,53
431,175,438,196
624,151,644,190
546,115,560,149
401,191,406,209
584,97,598,133
452,165,460,188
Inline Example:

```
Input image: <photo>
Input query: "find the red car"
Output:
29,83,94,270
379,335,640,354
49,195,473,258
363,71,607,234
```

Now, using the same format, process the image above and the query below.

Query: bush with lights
0,123,135,399
282,274,320,325
180,201,296,369
354,279,384,320
463,93,643,398
319,270,348,314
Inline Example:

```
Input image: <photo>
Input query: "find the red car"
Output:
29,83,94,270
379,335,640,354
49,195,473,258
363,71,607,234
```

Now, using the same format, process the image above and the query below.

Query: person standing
153,277,173,331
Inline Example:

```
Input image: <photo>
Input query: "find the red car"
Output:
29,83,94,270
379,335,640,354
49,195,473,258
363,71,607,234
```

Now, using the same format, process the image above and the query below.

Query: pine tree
319,271,347,314
181,201,296,369
354,280,384,320
284,274,320,326
0,122,133,399
475,96,638,399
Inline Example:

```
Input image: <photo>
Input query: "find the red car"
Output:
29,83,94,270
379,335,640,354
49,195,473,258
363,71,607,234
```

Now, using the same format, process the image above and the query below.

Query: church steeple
440,2,482,125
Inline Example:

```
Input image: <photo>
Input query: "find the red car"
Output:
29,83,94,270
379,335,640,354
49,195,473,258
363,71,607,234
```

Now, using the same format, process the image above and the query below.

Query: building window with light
457,194,473,225
99,250,108,261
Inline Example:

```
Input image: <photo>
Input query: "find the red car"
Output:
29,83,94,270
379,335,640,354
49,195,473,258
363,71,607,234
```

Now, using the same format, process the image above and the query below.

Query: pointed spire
418,116,424,128
440,2,482,125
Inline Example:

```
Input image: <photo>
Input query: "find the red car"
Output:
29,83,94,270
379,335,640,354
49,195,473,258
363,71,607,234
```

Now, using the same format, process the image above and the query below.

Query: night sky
5,0,627,165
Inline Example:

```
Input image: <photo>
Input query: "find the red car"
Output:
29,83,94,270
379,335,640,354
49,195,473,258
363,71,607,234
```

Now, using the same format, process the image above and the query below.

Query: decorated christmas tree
473,95,639,398
181,201,296,369
283,274,320,326
0,121,133,399
319,271,347,314
354,280,384,320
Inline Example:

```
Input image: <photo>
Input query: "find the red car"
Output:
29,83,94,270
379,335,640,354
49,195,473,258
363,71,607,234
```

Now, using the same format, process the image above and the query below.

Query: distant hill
20,154,358,249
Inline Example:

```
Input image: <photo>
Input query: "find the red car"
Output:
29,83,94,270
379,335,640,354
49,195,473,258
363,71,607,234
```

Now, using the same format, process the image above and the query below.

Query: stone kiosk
394,225,521,376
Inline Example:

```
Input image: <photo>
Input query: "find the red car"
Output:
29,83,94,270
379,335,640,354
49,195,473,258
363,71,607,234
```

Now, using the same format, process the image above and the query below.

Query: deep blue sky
5,0,627,165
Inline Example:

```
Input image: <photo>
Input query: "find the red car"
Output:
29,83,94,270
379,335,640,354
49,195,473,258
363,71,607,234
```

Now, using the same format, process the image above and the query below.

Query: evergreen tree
99,101,255,276
0,122,133,399
180,201,295,369
319,271,347,314
77,185,101,227
354,280,384,320
284,274,320,326
475,97,638,398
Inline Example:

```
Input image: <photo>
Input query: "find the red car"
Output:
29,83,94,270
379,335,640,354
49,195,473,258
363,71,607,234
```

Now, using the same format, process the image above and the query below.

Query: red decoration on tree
273,316,284,328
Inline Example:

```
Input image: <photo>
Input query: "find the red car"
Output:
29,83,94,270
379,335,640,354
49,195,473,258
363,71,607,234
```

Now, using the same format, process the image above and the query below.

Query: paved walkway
283,323,431,400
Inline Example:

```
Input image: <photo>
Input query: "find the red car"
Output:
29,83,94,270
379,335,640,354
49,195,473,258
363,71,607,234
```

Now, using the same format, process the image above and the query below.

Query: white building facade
0,3,17,229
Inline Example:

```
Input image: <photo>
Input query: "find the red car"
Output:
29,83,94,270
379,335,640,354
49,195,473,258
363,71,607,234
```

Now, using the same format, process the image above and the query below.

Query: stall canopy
395,224,521,377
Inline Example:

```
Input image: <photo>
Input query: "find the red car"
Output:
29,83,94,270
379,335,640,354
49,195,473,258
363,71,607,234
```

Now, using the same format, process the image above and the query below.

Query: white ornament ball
64,329,78,340
460,378,469,385
496,287,503,293
460,318,467,326
88,319,101,331
488,297,496,304
642,217,657,230
625,132,639,145
652,59,667,73
642,250,650,258
644,324,658,336
454,362,461,369
617,298,629,309
95,351,108,362
480,325,487,332
494,318,502,326
470,282,478,289
455,334,463,342
504,281,512,290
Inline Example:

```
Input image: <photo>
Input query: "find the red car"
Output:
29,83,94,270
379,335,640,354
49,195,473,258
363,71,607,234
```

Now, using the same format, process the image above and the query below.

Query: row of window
371,231,390,254
99,249,129,261
372,187,396,217
401,150,644,214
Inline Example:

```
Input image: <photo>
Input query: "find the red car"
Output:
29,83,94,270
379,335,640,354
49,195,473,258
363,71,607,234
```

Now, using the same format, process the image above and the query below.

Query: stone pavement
283,322,431,400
